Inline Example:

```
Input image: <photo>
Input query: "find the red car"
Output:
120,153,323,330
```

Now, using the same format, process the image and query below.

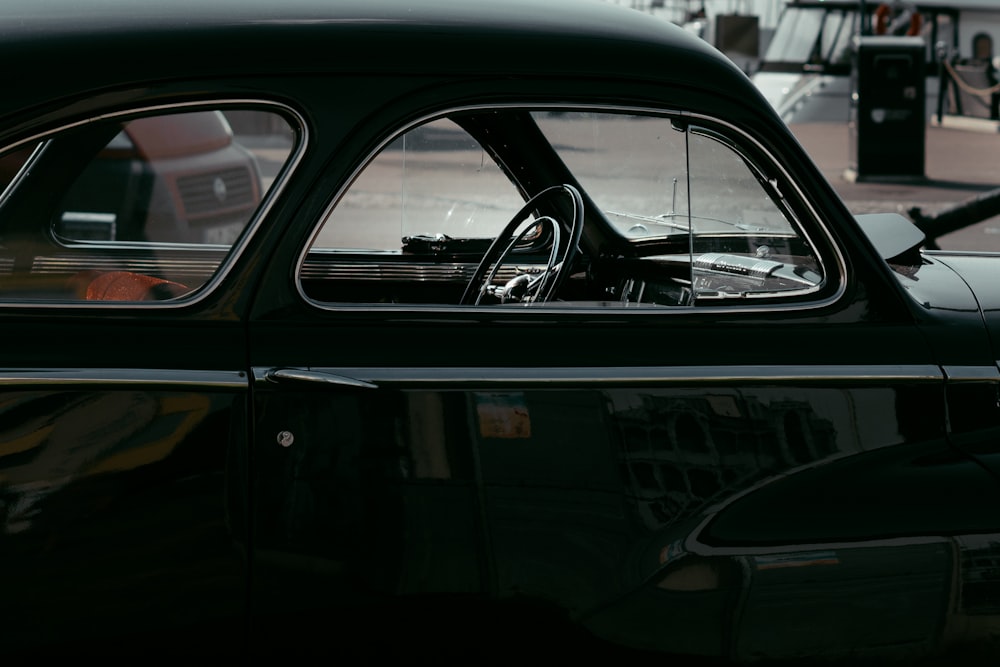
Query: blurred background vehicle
0,110,264,245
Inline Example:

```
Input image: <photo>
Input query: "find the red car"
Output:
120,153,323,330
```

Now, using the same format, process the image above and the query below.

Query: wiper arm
609,210,789,235
606,210,691,232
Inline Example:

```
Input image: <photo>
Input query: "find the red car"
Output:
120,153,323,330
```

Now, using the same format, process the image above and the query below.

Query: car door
0,104,294,654
245,103,1000,662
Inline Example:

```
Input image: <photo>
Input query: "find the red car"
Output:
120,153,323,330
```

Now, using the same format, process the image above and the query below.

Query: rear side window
0,107,295,303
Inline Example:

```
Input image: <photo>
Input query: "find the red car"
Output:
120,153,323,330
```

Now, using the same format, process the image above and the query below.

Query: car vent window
0,107,296,303
685,127,824,302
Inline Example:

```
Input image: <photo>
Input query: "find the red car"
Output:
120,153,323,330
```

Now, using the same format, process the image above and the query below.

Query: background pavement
788,120,1000,251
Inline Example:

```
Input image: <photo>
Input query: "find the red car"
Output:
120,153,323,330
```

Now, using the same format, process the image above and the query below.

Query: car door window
313,118,526,252
0,106,295,303
301,108,826,308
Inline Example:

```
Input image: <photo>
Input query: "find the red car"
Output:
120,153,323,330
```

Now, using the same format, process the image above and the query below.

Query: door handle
263,367,378,390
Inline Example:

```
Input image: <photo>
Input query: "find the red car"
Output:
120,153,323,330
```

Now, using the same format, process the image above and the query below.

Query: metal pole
909,189,1000,250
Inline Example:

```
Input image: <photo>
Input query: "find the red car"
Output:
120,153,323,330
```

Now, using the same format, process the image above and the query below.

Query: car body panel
0,372,249,653
919,252,1000,477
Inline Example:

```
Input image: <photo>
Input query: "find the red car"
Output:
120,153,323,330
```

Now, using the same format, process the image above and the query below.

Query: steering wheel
460,184,584,305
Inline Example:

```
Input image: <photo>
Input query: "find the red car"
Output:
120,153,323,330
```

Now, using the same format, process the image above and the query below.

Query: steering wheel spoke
460,184,584,305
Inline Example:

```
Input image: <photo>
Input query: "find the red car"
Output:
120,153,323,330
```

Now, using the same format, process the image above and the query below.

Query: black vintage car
0,0,997,662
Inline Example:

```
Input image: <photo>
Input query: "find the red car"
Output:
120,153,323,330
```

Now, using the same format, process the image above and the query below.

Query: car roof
0,0,698,47
0,0,758,117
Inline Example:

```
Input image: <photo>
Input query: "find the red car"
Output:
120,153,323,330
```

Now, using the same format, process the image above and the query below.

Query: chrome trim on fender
0,368,248,388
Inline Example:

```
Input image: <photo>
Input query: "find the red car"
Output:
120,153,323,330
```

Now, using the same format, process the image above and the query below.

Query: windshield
765,7,828,63
759,3,959,72
760,6,857,71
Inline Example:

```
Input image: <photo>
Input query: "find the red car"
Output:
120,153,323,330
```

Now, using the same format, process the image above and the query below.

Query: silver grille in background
176,167,255,217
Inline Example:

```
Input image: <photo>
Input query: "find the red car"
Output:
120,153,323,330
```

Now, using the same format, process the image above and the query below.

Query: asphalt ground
788,118,1000,251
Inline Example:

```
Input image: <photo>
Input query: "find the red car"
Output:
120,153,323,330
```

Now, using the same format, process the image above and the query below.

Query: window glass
687,130,795,237
532,112,689,240
312,118,524,252
822,10,857,65
0,107,295,302
536,111,821,303
686,129,822,300
302,108,824,309
763,7,825,63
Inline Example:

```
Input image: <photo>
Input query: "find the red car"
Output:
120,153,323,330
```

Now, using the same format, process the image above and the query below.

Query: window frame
0,100,305,308
297,103,846,315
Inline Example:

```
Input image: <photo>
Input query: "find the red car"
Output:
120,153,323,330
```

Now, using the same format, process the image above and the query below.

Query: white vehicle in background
752,0,1000,123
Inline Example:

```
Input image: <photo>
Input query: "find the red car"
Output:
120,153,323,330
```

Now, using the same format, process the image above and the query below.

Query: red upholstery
70,270,189,301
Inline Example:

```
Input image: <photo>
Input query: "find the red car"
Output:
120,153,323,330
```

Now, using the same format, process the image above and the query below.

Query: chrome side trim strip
946,365,1000,381
0,368,248,388
684,531,952,559
253,364,945,386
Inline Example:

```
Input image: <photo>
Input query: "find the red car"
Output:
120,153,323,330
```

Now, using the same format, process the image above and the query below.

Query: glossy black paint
0,0,998,662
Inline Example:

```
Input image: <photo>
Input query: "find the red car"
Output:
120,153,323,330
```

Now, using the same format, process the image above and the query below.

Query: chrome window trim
684,532,954,559
0,98,306,310
253,364,944,387
298,102,847,315
0,368,248,388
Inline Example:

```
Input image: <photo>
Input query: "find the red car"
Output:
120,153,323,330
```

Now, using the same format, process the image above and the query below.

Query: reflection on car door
245,108,1000,661
246,313,1000,660
0,362,250,653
